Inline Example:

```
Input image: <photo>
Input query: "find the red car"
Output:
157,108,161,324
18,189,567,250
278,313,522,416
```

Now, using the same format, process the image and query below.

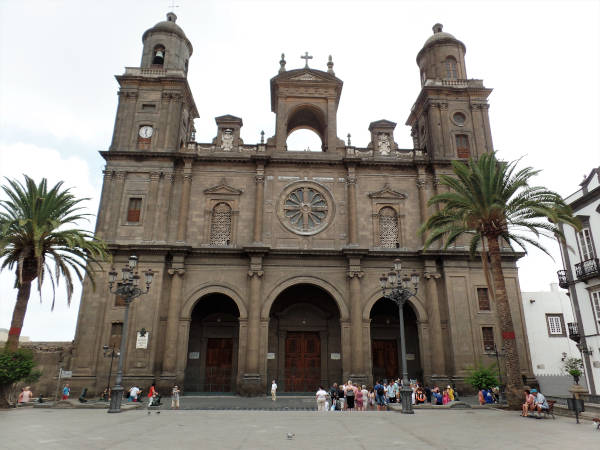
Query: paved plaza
1,406,598,449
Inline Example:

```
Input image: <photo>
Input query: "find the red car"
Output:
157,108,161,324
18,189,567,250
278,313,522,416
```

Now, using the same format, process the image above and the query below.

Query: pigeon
286,433,295,440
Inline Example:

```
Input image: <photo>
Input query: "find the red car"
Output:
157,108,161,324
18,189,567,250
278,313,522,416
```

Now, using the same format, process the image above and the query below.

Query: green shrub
0,349,40,407
562,357,583,378
465,362,499,390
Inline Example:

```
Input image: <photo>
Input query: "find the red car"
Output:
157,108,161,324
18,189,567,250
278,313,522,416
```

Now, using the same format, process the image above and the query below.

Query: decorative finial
432,23,443,33
166,11,178,22
260,130,265,144
347,133,351,146
327,55,335,75
279,53,286,73
301,51,313,69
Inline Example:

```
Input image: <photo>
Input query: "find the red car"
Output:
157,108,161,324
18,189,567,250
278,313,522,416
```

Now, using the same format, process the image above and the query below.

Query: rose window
283,187,329,233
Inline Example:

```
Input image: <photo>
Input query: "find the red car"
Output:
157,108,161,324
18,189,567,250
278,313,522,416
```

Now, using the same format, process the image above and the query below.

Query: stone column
427,102,443,158
176,161,193,242
348,270,365,377
346,167,358,244
143,171,161,241
253,165,265,243
424,270,445,376
108,171,126,240
243,263,264,394
155,172,175,242
162,264,185,376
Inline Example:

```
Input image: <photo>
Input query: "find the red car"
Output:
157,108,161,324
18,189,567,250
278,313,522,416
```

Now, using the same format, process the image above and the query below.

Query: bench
541,400,555,419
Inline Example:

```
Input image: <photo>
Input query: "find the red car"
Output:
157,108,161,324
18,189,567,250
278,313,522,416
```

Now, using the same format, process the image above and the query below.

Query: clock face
139,126,153,138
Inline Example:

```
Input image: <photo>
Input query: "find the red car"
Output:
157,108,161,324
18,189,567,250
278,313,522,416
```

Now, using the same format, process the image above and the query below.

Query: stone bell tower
109,12,198,154
406,24,494,160
268,54,346,153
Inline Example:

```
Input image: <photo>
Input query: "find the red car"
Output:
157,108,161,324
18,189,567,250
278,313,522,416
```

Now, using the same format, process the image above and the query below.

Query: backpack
377,386,385,396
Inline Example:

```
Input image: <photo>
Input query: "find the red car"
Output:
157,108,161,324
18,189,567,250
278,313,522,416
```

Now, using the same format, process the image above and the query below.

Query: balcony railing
575,258,600,281
557,270,570,289
568,322,580,343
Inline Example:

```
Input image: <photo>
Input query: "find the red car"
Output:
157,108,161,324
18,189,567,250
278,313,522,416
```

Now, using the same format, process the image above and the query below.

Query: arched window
153,45,165,66
286,129,323,152
455,134,470,158
444,57,458,79
210,202,232,246
379,207,398,248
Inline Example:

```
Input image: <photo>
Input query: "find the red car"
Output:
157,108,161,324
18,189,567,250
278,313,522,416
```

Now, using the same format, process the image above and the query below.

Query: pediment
204,179,243,196
278,68,339,83
369,119,397,130
368,184,407,199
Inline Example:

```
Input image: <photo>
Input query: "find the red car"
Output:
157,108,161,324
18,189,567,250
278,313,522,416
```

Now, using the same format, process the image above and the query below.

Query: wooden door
204,338,233,392
372,339,398,382
284,332,321,392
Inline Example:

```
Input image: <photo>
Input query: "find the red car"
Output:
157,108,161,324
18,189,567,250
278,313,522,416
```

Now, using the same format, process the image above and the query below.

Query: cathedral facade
71,14,534,394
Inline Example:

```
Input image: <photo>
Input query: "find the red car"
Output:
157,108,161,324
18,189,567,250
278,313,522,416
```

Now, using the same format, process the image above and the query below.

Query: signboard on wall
136,332,149,349
189,352,200,359
267,353,276,360
330,353,341,360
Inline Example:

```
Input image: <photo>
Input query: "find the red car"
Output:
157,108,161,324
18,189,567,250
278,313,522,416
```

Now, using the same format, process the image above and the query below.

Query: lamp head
411,272,420,287
379,274,388,293
393,259,402,272
388,271,397,285
128,255,138,270
103,345,109,351
144,269,154,286
108,269,117,284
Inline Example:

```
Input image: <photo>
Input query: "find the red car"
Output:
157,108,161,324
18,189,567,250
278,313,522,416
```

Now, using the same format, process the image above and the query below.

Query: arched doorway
267,284,342,392
184,294,240,392
370,297,421,383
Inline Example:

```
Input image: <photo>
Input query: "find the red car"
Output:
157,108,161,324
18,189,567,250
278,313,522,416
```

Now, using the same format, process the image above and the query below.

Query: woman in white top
271,380,277,401
316,386,328,411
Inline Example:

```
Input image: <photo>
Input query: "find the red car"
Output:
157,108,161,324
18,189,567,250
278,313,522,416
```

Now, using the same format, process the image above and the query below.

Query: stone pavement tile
0,407,598,450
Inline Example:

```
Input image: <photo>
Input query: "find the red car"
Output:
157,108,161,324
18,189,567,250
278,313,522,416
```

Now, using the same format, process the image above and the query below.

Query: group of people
478,387,501,405
521,388,549,418
309,379,458,411
125,382,179,408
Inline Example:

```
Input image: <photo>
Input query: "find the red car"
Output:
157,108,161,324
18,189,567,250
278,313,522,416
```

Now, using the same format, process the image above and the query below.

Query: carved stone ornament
377,133,392,155
221,128,234,151
367,184,407,199
277,181,335,236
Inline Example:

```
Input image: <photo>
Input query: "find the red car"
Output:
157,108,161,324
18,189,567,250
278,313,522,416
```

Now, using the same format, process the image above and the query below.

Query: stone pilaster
95,170,113,239
241,256,264,395
143,171,161,241
176,161,193,242
424,270,445,377
347,269,365,380
253,165,265,243
346,167,358,244
108,171,126,240
162,263,185,376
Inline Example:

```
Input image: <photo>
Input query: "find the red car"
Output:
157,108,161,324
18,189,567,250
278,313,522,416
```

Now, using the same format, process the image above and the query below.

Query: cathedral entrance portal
267,284,342,392
370,297,421,383
184,294,239,393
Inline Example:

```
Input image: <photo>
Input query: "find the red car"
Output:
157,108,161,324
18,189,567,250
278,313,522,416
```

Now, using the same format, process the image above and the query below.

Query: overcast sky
1,0,599,341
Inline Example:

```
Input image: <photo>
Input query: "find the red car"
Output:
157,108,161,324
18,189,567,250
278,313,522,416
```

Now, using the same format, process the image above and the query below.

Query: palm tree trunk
487,236,523,409
5,281,32,352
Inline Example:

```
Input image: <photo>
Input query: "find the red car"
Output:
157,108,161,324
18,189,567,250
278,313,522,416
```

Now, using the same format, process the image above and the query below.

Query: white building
558,167,600,395
521,284,583,395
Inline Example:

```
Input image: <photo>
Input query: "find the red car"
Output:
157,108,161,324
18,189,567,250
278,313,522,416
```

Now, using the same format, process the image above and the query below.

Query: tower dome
140,12,193,73
416,24,467,85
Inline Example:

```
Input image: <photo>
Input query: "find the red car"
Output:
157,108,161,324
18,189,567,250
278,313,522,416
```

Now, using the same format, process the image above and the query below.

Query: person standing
171,385,181,409
374,380,386,411
355,385,364,411
424,385,432,403
344,380,357,411
61,383,70,401
271,380,277,401
316,386,328,411
129,385,140,402
447,385,455,401
329,383,339,410
361,385,369,411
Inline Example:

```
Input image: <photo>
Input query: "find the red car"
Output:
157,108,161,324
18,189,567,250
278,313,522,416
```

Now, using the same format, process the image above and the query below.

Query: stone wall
19,342,73,398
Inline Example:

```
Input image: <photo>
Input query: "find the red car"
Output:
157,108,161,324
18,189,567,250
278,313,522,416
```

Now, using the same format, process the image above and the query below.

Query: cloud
0,142,98,341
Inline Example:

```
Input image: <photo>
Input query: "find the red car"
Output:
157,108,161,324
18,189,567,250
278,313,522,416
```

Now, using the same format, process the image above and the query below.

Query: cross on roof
301,51,313,68
168,1,179,10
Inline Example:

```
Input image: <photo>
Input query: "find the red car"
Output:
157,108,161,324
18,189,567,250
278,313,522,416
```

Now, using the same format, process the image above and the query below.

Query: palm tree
0,176,108,351
419,152,579,408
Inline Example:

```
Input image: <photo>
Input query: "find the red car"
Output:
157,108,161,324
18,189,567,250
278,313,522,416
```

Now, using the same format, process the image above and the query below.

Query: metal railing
575,258,600,281
557,270,569,289
567,322,580,343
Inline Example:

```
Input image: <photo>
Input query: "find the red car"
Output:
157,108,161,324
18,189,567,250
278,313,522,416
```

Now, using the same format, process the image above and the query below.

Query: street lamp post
103,344,119,400
107,255,154,413
492,344,506,405
379,258,419,415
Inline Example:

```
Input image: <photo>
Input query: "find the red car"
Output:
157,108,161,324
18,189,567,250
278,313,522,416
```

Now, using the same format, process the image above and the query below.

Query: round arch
181,283,248,320
362,286,428,323
286,104,326,143
261,276,349,320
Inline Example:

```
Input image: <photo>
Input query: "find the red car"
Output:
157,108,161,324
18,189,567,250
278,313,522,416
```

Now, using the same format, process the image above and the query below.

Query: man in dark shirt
329,383,339,410
425,385,432,403
374,380,386,411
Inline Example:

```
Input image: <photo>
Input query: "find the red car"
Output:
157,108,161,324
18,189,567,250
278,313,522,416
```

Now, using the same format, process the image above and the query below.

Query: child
171,385,180,409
